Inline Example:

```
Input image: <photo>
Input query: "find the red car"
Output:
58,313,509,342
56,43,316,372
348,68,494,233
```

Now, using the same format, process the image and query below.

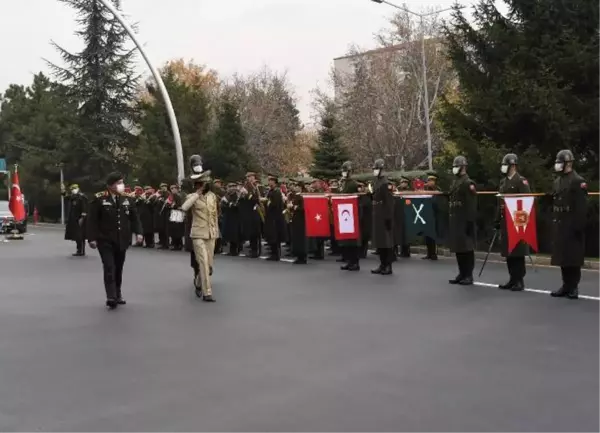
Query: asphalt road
0,227,598,431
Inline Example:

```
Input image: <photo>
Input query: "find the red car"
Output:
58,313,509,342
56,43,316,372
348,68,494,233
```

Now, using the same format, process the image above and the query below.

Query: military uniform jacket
87,191,142,250
371,176,394,249
551,171,588,267
264,186,287,244
64,193,88,241
240,182,262,240
221,191,242,243
182,191,219,240
498,173,531,257
290,193,308,256
447,174,477,253
339,178,360,247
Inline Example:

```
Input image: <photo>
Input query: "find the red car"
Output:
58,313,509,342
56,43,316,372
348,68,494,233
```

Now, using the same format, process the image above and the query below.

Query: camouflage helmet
555,149,575,163
452,155,468,167
372,158,385,170
341,160,353,173
502,153,518,165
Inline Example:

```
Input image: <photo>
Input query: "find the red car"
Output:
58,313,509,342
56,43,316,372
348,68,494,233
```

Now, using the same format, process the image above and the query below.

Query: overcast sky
1,0,461,125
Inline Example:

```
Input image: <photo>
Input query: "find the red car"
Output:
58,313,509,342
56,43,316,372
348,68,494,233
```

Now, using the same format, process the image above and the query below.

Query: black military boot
371,266,383,274
458,276,474,285
380,265,393,275
202,295,215,302
550,287,569,298
293,256,307,265
106,298,118,310
499,279,514,290
567,288,579,300
341,263,360,271
449,274,462,284
510,280,525,292
116,297,127,305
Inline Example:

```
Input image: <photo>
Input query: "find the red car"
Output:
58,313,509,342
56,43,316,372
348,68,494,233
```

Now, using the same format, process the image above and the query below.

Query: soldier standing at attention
550,150,588,300
396,176,411,259
339,161,361,271
496,153,531,291
86,172,142,309
62,183,88,256
371,158,395,275
264,174,286,261
447,156,478,285
422,172,440,260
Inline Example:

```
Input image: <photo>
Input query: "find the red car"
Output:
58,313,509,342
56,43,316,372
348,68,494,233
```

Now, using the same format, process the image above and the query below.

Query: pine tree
206,97,251,181
310,103,349,180
50,0,139,188
441,0,599,181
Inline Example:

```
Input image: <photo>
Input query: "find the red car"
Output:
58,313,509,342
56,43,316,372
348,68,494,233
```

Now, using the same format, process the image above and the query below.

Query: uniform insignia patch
95,191,106,198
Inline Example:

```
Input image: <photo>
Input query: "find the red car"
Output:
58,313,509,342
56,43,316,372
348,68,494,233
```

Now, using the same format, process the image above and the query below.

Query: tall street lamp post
370,0,457,171
96,0,185,183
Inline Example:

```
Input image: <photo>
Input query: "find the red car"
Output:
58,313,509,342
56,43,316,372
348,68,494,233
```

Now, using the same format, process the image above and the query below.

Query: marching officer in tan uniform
550,149,588,300
181,169,219,302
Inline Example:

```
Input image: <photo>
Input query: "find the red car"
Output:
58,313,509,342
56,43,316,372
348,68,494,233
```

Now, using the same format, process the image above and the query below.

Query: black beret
105,172,123,186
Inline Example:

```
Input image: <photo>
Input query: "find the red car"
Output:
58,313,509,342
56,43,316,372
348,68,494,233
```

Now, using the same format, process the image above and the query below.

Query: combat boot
567,288,579,300
510,280,525,292
550,287,569,298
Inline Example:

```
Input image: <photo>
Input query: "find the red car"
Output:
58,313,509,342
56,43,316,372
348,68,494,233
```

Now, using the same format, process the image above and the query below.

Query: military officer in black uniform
264,174,286,261
495,153,531,291
423,171,440,260
339,161,361,271
550,150,588,300
87,172,142,309
62,183,88,256
395,176,411,259
447,156,478,285
371,159,395,275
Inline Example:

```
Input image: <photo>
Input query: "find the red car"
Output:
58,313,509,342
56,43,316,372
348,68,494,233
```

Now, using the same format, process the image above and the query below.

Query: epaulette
95,191,107,198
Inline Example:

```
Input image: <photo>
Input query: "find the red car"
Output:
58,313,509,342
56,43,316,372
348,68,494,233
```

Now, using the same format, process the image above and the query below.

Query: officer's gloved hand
385,219,392,231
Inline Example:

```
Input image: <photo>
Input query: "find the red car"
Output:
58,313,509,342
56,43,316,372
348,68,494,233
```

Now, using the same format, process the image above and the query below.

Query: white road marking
474,281,599,301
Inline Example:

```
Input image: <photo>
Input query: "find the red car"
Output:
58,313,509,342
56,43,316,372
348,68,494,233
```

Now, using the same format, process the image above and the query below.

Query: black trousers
228,242,240,255
143,232,155,247
76,238,85,254
425,236,437,257
506,256,526,281
400,244,411,257
158,230,168,247
312,239,325,258
171,237,183,250
98,241,127,300
268,243,281,259
455,251,475,278
561,266,581,289
342,246,360,265
248,237,261,255
378,248,393,267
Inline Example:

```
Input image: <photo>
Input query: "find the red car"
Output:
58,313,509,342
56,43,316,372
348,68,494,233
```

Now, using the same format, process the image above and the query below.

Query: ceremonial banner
331,195,360,240
303,195,331,238
9,168,26,221
402,195,436,241
503,196,538,253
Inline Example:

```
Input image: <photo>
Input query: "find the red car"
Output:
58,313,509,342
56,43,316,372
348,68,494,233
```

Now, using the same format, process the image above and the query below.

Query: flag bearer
338,161,361,271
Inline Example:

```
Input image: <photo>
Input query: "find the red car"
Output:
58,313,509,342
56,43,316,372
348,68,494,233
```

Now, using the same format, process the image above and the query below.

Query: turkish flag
9,168,26,221
332,195,360,240
504,196,538,253
303,195,331,238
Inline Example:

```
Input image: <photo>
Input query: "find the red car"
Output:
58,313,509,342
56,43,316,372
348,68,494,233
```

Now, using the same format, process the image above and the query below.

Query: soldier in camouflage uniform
495,153,531,291
447,156,478,285
550,150,588,300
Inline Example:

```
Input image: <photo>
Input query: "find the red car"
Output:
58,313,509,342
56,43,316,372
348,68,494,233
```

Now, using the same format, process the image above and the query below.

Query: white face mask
341,171,348,179
500,164,509,174
452,167,461,175
116,183,125,194
373,169,381,177
193,165,203,174
72,188,79,194
554,162,564,173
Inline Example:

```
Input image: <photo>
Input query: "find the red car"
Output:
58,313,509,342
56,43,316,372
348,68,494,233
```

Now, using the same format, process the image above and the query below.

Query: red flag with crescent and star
331,195,360,240
303,195,331,238
9,167,26,221
503,195,538,254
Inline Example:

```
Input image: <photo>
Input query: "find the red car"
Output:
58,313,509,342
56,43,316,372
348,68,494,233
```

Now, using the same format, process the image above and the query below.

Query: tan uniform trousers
192,238,216,297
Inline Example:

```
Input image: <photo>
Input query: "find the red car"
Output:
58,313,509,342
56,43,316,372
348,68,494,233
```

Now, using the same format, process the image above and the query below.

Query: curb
409,245,599,271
